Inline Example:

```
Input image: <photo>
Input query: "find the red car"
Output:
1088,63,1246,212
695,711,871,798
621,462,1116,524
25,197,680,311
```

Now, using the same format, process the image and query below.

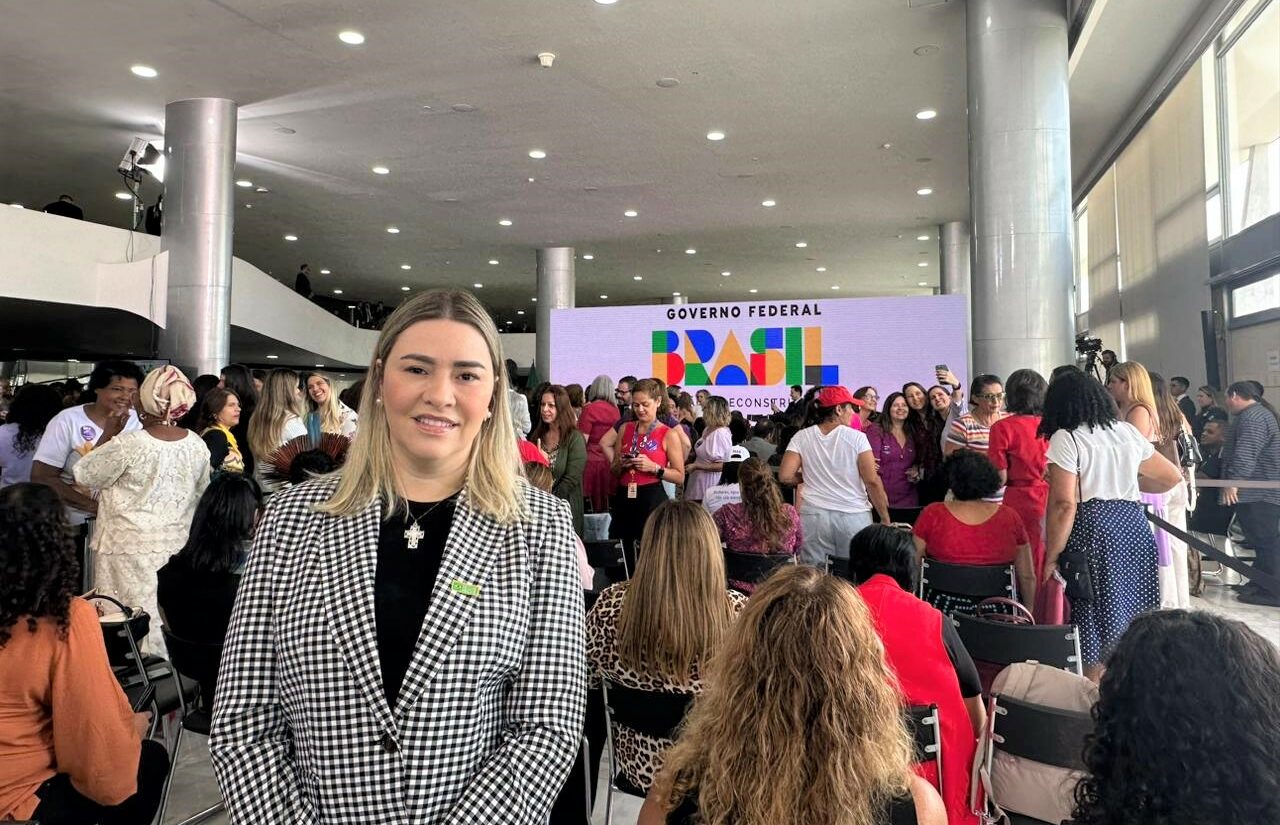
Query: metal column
535,247,575,382
967,0,1074,379
157,98,237,377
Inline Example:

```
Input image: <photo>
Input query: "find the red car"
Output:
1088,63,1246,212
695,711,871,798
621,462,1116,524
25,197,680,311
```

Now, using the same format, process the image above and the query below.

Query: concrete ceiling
0,0,969,328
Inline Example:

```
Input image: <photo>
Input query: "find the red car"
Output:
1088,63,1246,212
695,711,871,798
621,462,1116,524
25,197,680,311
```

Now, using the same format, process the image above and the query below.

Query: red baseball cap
815,385,859,408
517,439,549,467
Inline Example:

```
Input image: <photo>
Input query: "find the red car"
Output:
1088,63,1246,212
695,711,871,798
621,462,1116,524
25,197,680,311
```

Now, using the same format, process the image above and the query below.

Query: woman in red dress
987,370,1050,581
578,375,621,513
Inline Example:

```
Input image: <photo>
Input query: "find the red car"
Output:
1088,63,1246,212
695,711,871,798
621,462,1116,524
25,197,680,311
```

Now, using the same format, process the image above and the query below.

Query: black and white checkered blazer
209,477,587,823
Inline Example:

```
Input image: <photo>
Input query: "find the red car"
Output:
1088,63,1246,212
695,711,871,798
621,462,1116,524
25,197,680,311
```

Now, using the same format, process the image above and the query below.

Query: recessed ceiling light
114,191,133,200
474,283,483,288
531,297,537,301
600,294,609,299
527,177,536,183
505,320,513,325
400,264,412,270
881,143,893,149
266,354,279,359
918,261,929,267
672,292,681,296
749,288,759,294
918,281,930,286
916,187,933,196
831,285,841,290
400,286,411,291
761,199,777,207
915,109,938,120
914,44,940,56
656,77,680,88
319,269,331,274
386,226,400,233
488,259,499,265
338,30,365,45
255,186,269,193
450,103,477,113
582,254,594,260
721,271,731,277
130,65,158,78
633,275,643,280
816,266,827,272
333,289,344,294
371,165,390,175
685,248,696,255
528,149,547,159
315,364,325,368
706,131,726,141
284,234,298,241
917,234,930,241
795,242,808,248
235,179,253,188
67,358,79,363
498,219,513,226
517,310,525,315
624,209,638,218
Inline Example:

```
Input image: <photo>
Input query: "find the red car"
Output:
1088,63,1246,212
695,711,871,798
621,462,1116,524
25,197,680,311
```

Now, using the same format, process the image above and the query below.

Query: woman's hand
1041,559,1059,584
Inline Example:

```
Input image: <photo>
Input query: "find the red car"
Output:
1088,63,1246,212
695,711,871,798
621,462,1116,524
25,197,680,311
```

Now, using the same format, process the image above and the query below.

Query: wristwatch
656,466,666,480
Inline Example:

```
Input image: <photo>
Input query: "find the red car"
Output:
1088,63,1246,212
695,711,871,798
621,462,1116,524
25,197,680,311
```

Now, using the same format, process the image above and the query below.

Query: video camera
1074,331,1103,355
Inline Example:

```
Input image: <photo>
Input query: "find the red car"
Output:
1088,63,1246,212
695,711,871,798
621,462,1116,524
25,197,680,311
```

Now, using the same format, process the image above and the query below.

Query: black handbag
1058,433,1095,601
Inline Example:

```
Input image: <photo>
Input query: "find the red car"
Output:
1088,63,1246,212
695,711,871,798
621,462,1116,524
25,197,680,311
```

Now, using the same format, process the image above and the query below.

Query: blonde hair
248,369,305,460
1111,361,1160,440
318,288,525,523
653,566,912,825
615,500,736,685
701,395,730,430
304,372,344,434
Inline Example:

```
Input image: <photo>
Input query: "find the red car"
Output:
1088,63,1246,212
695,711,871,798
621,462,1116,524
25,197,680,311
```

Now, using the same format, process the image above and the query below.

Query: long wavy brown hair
615,499,736,685
737,457,793,549
652,566,912,825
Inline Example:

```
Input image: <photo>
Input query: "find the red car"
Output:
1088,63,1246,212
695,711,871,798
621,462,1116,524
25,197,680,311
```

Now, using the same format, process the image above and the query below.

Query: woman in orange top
0,483,168,825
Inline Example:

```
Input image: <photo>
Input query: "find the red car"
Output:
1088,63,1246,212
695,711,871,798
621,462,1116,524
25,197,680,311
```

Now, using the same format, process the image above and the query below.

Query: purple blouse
866,422,919,508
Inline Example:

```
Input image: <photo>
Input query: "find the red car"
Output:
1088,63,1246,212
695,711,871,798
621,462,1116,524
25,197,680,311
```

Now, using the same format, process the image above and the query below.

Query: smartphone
935,364,949,373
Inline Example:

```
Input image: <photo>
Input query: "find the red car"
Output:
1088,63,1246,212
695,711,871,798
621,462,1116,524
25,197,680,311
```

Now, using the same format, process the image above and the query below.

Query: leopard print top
584,581,747,792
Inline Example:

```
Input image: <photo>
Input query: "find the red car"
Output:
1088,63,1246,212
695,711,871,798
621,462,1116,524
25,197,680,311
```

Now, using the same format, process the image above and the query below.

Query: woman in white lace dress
74,366,210,657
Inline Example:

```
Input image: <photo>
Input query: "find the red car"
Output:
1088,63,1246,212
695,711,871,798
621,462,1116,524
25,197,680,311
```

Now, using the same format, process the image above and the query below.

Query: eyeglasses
975,392,1006,401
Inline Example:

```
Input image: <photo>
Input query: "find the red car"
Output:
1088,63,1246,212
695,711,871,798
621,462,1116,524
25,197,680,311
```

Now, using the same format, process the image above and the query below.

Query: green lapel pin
451,579,481,597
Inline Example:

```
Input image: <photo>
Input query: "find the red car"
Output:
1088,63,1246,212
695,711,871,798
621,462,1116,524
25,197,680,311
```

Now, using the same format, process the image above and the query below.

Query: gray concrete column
535,247,574,380
157,98,237,378
967,0,1074,379
939,220,973,376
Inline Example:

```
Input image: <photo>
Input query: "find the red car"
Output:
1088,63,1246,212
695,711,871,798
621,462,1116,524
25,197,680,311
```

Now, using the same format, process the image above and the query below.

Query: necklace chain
401,493,458,549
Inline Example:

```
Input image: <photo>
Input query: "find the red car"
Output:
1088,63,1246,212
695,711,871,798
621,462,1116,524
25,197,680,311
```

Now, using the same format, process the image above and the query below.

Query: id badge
627,482,638,499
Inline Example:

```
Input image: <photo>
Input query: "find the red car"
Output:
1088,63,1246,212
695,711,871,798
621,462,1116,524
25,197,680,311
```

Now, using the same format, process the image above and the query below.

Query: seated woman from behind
1071,610,1279,825
586,500,746,793
714,457,802,592
639,565,946,825
849,525,984,825
157,473,263,647
0,483,169,825
913,451,1036,614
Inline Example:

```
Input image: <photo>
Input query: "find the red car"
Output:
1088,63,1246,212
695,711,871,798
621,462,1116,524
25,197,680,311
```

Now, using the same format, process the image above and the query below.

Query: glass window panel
1075,208,1090,314
1207,191,1223,242
1223,0,1280,234
1231,272,1279,318
1202,52,1220,190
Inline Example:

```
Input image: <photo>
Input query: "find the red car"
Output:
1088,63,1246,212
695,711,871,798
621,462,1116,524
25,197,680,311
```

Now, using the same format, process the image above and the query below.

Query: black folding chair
906,704,943,796
953,613,1083,695
981,694,1093,825
723,550,794,592
601,680,694,825
824,554,851,580
154,627,226,825
585,539,629,580
918,559,1017,607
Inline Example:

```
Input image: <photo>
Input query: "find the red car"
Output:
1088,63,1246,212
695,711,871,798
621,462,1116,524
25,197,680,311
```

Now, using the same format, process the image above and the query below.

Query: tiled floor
162,578,1277,825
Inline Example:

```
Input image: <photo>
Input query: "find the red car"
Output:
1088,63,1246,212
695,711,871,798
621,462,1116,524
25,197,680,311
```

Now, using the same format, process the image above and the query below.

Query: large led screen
549,295,969,413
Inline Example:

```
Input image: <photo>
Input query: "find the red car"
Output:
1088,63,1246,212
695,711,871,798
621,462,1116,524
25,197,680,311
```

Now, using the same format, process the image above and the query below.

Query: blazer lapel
320,498,395,729
393,490,504,721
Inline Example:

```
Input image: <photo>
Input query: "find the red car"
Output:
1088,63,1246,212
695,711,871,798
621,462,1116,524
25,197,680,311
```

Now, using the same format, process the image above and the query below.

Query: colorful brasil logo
652,327,839,386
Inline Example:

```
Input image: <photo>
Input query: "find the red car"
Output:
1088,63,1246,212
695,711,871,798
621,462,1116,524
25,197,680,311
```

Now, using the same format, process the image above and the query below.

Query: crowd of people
0,285,1277,824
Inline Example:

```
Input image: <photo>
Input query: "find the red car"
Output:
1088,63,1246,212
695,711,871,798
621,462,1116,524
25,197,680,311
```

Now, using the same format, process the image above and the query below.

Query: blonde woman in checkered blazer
210,289,588,823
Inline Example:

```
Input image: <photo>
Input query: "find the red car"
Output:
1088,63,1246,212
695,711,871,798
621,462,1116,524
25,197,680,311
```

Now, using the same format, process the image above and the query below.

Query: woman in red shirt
913,452,1036,614
578,375,622,513
987,369,1050,577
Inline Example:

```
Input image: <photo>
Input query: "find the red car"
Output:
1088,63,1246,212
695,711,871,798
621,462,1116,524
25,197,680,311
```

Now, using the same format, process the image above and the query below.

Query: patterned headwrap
140,365,197,423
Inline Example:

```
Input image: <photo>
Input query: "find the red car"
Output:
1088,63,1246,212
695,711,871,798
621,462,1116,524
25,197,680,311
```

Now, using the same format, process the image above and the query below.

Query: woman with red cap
779,386,891,567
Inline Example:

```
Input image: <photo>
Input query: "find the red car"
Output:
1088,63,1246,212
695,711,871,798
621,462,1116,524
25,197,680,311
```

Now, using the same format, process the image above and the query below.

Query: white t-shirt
702,484,742,516
33,405,142,524
785,424,873,512
1045,422,1155,502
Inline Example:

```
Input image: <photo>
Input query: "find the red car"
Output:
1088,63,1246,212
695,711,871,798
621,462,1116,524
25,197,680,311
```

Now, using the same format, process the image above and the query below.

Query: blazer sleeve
553,431,587,499
209,502,311,822
442,498,588,825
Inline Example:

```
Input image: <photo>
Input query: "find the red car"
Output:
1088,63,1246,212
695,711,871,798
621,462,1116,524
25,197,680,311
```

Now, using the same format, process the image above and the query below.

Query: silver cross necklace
402,494,458,549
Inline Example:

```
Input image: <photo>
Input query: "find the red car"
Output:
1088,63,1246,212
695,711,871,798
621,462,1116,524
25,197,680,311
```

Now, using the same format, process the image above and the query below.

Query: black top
295,271,313,298
156,554,242,646
667,789,918,824
1192,405,1229,442
202,428,233,471
375,494,458,708
941,619,983,699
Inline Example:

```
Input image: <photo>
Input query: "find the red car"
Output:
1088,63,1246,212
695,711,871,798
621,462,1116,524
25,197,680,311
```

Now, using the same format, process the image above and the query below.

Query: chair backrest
953,613,1083,674
906,704,943,794
723,550,794,585
825,555,850,579
888,506,923,526
603,680,694,741
584,540,625,569
990,693,1092,771
919,558,1016,600
161,626,224,707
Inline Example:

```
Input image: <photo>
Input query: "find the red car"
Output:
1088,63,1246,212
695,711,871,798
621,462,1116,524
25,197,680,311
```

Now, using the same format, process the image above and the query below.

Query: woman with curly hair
0,483,169,824
640,565,945,825
0,382,62,488
1072,610,1280,825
